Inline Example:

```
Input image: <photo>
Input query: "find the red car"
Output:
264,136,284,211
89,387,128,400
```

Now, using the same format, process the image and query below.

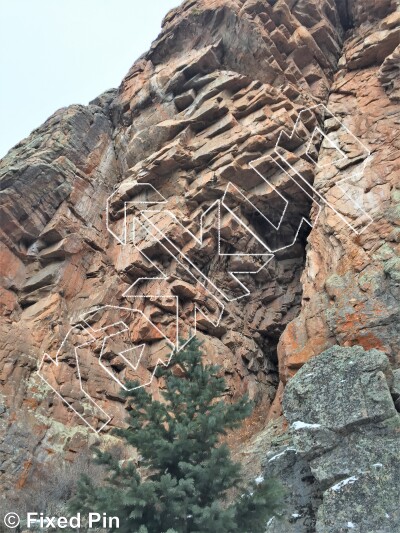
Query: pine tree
69,337,282,532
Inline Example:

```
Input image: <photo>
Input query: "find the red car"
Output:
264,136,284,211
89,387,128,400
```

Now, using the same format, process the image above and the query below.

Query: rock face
277,1,400,383
264,345,400,533
0,0,398,521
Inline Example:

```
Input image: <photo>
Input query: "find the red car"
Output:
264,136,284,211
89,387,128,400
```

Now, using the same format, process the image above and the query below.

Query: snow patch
268,447,297,462
292,513,301,518
330,476,358,492
347,522,356,529
255,475,264,485
291,421,321,430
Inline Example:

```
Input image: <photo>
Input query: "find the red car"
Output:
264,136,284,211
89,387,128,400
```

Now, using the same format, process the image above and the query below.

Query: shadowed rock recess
0,0,398,529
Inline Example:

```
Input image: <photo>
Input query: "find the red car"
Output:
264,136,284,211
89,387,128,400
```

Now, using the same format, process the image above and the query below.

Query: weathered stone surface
379,44,400,100
283,345,397,431
264,345,400,533
278,0,400,383
0,0,398,525
1,0,346,457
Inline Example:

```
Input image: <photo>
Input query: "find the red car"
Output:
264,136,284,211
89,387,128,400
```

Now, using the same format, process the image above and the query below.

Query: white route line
139,202,274,303
37,103,375,433
274,103,373,235
38,305,176,433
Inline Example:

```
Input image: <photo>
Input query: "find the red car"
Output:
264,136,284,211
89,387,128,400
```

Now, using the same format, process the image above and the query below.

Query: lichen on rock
0,0,399,528
264,345,400,532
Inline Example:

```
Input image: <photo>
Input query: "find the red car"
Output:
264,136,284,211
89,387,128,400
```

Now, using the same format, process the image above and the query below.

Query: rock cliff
278,1,400,384
0,0,399,529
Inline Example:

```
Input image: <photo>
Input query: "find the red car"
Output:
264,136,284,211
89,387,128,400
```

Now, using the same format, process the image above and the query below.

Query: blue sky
0,1,180,158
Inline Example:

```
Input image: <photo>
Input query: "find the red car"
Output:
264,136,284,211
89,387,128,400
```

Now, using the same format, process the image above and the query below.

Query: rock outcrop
277,2,400,383
0,0,399,526
264,345,400,533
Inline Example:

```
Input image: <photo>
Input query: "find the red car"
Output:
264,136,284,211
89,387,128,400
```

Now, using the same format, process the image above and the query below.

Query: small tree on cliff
70,337,282,532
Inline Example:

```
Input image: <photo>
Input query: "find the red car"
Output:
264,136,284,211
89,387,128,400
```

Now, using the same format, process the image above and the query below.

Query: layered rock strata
0,0,398,512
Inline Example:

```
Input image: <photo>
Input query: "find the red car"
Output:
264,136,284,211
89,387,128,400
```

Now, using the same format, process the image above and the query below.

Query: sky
0,0,181,159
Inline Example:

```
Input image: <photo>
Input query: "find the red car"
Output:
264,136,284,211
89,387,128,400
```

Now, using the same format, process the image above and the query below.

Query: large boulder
264,345,400,533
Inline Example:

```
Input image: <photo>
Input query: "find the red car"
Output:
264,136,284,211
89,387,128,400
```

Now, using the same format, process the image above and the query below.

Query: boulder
264,346,400,533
